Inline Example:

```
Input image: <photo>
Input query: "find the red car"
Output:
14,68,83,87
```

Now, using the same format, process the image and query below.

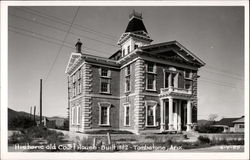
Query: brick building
65,11,205,134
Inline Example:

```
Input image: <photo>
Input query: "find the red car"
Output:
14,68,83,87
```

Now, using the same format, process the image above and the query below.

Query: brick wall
90,97,120,130
91,65,120,96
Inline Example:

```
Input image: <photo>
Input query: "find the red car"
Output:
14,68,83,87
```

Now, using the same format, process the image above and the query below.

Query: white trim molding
123,103,131,126
98,102,111,126
145,100,158,127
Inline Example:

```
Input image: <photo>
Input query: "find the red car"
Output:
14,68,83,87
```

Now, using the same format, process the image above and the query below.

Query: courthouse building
65,11,205,134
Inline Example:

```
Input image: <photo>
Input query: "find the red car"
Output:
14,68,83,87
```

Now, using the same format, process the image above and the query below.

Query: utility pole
30,106,32,119
33,106,36,125
67,76,70,120
40,79,43,126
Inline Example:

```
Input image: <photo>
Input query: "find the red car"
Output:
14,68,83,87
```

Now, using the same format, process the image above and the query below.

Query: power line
203,68,243,80
9,29,103,58
15,7,118,41
9,25,111,55
199,79,237,88
44,7,80,85
200,76,237,86
206,64,244,77
9,13,119,48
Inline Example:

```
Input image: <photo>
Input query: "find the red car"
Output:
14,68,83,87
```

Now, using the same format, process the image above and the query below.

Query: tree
208,114,218,122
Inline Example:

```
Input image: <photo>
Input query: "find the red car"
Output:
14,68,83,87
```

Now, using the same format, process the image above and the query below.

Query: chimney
75,39,82,53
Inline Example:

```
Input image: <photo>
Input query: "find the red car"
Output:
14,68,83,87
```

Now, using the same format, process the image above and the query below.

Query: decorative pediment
65,52,82,74
141,41,205,67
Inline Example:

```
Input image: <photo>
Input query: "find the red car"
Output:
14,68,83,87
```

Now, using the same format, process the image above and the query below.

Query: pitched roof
125,17,148,33
233,117,244,123
216,118,240,127
141,41,206,67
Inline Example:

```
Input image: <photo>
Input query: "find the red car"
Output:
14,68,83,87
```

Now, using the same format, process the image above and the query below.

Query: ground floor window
124,104,130,126
71,107,77,125
145,101,157,126
239,124,244,128
98,102,111,126
77,106,81,125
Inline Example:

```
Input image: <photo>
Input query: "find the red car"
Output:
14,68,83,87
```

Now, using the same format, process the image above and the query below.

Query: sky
7,6,245,120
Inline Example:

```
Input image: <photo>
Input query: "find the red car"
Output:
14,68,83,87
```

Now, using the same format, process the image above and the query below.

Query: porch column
186,100,192,132
160,98,165,132
169,73,172,87
178,100,182,131
168,97,174,130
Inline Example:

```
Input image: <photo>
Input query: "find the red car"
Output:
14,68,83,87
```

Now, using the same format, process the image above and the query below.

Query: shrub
198,136,210,144
198,124,223,133
8,116,36,130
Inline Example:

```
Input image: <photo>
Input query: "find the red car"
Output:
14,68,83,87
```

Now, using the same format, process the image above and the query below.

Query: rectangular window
124,105,130,126
100,78,110,93
147,74,155,90
147,62,155,73
77,106,80,125
145,101,157,126
101,107,108,124
125,76,130,92
73,107,77,124
125,65,131,92
127,45,130,54
71,107,74,124
147,106,154,125
146,62,156,91
98,102,111,126
101,68,109,77
126,65,131,76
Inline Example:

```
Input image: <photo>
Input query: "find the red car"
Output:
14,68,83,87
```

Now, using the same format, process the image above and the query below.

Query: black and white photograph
1,1,249,160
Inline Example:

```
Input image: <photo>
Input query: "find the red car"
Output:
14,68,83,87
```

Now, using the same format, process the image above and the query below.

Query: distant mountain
8,108,65,121
198,119,216,126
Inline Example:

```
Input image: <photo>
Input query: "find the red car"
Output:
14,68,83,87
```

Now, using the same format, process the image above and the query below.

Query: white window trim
145,101,158,127
123,103,130,126
98,102,111,126
99,68,111,78
125,65,131,92
146,62,157,74
100,78,111,94
71,107,74,125
76,106,80,125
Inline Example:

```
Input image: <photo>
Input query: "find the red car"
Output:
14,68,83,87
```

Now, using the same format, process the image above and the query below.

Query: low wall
50,129,185,144
198,133,244,141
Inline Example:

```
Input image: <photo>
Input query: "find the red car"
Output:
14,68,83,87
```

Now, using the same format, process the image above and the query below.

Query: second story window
127,45,130,54
101,68,110,77
99,67,111,94
147,62,156,73
100,78,110,93
125,65,131,92
146,62,156,91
